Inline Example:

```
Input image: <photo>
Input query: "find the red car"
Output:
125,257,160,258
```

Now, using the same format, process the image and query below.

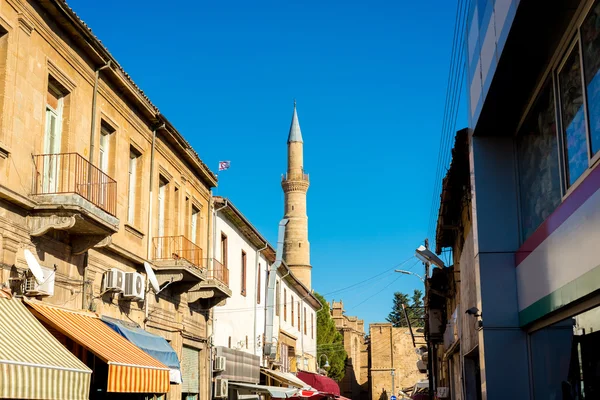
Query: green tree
314,292,347,381
386,289,424,327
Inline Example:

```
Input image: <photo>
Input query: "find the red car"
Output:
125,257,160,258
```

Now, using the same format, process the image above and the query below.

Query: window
311,313,314,339
221,233,228,267
276,280,280,316
558,43,588,187
173,187,180,235
43,81,65,193
157,177,168,238
257,263,261,304
241,251,247,296
582,0,600,156
191,205,200,244
245,335,248,349
304,307,307,335
298,302,301,329
228,336,232,348
291,296,294,327
517,79,561,241
284,288,287,321
99,123,113,175
127,147,141,225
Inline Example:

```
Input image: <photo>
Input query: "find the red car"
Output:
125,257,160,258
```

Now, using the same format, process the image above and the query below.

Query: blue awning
101,316,182,384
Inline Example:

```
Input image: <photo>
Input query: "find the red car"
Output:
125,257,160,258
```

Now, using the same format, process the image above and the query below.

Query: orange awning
26,300,170,394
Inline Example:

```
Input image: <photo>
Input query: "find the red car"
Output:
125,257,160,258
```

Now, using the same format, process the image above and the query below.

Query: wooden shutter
181,346,199,394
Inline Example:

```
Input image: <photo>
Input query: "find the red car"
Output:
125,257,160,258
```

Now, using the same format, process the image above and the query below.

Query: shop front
25,300,171,399
0,292,92,399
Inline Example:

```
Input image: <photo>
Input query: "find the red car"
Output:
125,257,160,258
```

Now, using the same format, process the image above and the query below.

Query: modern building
431,0,600,398
331,301,369,400
0,0,229,399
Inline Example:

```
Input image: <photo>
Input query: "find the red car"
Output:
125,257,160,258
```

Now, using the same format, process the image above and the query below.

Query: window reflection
582,1,600,156
517,80,562,241
559,46,588,187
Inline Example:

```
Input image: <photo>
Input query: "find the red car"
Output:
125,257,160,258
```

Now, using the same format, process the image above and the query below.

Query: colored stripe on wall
519,264,600,326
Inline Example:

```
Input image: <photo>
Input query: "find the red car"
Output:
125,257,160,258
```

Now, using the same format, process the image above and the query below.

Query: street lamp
319,354,330,369
395,269,424,283
415,245,445,269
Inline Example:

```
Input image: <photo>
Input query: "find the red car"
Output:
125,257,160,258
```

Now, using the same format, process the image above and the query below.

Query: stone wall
369,323,425,400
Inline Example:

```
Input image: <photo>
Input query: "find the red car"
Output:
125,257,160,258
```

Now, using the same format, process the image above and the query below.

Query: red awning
297,371,340,396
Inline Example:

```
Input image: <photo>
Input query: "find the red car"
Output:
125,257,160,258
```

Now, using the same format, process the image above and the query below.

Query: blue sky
69,0,463,327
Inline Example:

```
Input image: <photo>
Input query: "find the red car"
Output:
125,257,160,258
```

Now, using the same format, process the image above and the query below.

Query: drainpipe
254,243,268,359
144,122,164,327
212,199,228,270
89,60,111,164
264,219,288,359
300,297,304,369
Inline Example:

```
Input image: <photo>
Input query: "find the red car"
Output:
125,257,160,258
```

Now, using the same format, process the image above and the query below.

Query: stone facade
0,1,222,399
331,301,369,400
369,323,426,400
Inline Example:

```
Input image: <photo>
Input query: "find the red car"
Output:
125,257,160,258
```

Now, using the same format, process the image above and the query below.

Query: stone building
369,323,426,400
0,0,229,398
331,301,369,400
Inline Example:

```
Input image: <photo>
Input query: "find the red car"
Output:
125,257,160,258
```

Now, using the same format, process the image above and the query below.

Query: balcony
28,153,119,254
151,236,206,289
187,259,232,308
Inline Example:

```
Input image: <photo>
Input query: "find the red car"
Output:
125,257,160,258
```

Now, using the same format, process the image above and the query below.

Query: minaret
282,101,312,290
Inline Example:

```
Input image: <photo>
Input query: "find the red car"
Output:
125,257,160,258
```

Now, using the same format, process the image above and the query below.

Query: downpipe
254,243,268,359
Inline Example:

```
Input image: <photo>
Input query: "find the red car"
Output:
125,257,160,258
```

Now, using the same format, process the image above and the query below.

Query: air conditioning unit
102,269,125,293
123,272,144,301
24,266,55,297
214,378,228,398
214,356,226,372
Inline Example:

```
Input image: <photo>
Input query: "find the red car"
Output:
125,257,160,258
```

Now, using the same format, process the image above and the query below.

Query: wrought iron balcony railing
33,153,117,216
153,235,204,269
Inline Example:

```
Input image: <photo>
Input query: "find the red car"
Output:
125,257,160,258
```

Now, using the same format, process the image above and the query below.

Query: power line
346,275,403,312
427,0,471,247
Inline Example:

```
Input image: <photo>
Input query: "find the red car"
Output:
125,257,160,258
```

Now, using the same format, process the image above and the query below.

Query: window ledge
124,223,144,239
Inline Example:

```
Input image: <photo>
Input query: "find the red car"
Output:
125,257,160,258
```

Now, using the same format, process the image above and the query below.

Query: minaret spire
282,101,311,289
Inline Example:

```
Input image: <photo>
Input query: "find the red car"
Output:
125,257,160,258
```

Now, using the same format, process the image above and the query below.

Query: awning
297,371,340,395
261,367,310,389
230,382,299,398
26,300,170,393
101,316,182,384
0,296,91,399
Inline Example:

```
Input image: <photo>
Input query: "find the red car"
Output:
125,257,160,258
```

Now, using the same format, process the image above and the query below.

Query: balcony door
43,85,63,193
98,126,111,210
157,179,167,258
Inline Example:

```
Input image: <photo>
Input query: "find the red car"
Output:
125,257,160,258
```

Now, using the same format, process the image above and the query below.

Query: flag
218,161,231,171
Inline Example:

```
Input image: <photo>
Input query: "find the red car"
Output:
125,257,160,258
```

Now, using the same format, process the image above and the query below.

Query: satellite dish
23,249,44,284
144,262,160,293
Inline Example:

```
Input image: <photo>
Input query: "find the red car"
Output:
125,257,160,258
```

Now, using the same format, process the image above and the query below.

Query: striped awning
0,296,91,399
26,300,170,393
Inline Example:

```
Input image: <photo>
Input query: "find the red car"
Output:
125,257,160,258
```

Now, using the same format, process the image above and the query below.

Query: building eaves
435,128,470,254
43,0,217,186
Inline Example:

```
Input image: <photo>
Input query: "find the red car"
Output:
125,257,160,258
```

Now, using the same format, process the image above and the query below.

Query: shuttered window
181,346,199,395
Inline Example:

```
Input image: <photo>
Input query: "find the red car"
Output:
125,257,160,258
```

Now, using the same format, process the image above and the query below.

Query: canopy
101,316,182,384
0,296,91,399
261,367,310,389
230,382,299,398
297,371,340,395
26,300,170,393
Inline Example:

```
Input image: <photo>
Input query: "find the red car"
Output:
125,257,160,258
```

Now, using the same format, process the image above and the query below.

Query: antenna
23,249,44,284
143,262,161,293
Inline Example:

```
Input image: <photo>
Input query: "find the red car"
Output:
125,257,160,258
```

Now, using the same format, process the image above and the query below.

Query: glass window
517,80,562,241
530,304,600,399
559,45,589,187
582,0,600,155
